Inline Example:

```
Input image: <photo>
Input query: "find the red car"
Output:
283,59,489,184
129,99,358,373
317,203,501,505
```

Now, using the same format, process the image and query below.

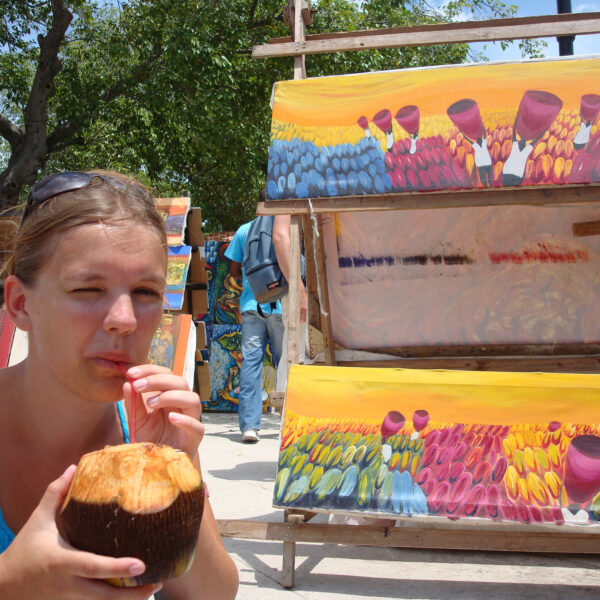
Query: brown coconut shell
59,442,204,587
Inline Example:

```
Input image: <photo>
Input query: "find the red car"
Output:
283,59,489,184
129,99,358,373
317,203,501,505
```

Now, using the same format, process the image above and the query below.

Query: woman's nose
103,294,137,334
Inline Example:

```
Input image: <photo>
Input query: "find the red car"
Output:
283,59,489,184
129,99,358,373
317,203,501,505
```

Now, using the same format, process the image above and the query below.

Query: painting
274,365,600,528
321,202,600,350
205,323,277,412
266,56,600,200
207,323,242,411
202,235,278,411
148,313,194,376
164,245,192,311
155,197,191,246
203,237,240,326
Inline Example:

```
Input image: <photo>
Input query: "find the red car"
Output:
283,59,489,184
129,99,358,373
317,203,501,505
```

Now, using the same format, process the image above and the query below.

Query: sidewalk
201,411,600,600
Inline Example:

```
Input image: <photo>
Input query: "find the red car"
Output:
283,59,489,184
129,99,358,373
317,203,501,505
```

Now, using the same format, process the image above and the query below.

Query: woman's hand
123,364,204,461
0,467,162,599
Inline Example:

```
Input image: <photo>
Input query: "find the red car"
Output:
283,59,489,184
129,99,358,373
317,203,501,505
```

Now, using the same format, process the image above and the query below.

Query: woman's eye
72,287,102,294
135,288,162,298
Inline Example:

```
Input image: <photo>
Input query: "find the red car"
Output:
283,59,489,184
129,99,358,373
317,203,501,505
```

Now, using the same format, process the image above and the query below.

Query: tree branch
101,49,165,104
46,120,79,151
249,0,259,23
47,49,165,150
0,113,24,147
23,0,73,141
47,135,85,155
248,13,284,30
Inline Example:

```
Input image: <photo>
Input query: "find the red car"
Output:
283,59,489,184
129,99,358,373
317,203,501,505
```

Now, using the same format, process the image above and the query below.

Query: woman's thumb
38,464,77,515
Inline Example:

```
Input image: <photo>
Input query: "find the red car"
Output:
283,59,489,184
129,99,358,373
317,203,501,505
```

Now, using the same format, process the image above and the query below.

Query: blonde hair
1,170,167,287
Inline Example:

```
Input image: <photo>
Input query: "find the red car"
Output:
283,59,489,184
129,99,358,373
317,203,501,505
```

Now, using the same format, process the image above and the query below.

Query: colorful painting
267,56,600,200
207,324,242,411
164,245,192,310
203,238,241,326
205,323,277,412
148,313,193,375
275,365,600,527
155,197,191,246
321,202,600,350
202,236,277,411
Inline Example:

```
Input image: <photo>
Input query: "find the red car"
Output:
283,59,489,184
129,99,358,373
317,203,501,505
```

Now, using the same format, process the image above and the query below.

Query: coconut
59,442,204,587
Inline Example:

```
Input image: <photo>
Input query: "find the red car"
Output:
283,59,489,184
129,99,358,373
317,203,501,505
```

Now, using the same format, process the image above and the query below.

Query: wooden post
281,4,311,584
281,512,304,588
301,215,319,330
293,0,306,79
283,0,312,79
286,215,302,367
253,12,600,58
282,1,311,372
314,214,336,365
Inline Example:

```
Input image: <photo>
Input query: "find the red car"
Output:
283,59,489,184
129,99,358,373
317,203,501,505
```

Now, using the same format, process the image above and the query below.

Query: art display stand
215,3,600,588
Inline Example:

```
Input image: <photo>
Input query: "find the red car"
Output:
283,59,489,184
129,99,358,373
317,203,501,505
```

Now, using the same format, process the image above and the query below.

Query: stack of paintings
155,197,192,311
201,232,278,412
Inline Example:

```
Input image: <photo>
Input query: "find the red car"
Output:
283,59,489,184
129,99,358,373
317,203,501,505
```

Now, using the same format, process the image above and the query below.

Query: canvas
321,202,600,350
205,323,278,412
274,364,600,528
266,56,600,200
203,238,241,326
155,197,191,246
164,245,192,311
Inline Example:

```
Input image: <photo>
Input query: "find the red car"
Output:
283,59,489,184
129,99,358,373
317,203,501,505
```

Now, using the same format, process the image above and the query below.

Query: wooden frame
253,12,600,58
216,4,600,589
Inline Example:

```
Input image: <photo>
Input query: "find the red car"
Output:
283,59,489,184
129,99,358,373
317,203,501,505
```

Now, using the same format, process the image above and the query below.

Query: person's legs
266,313,284,369
238,311,268,435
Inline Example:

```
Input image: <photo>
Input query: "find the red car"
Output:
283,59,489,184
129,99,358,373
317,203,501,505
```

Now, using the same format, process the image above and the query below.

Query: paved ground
201,411,600,600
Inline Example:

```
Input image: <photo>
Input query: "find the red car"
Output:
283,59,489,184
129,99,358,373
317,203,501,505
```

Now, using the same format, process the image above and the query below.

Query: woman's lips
92,356,132,374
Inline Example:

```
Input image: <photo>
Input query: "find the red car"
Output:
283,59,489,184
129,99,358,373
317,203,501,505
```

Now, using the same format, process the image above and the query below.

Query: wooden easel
216,4,600,588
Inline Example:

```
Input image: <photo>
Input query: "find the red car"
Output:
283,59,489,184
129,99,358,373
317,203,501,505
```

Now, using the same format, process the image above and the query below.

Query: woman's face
22,222,167,403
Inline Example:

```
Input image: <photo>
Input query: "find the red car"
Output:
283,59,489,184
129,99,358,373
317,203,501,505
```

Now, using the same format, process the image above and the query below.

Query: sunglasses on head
22,171,155,226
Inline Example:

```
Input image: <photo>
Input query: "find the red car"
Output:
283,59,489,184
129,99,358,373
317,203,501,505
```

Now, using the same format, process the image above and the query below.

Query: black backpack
242,216,288,311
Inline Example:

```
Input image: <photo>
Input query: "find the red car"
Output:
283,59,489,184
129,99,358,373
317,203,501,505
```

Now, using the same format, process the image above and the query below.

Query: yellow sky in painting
285,365,600,426
272,58,600,127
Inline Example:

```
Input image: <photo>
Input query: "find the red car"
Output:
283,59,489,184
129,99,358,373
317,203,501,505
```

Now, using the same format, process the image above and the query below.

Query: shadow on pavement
226,538,600,599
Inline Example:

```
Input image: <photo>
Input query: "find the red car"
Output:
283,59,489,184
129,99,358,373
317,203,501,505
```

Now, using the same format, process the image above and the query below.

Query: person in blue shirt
225,221,284,443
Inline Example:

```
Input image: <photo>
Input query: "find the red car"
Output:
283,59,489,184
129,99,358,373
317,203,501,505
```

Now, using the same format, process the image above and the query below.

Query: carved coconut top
62,442,202,514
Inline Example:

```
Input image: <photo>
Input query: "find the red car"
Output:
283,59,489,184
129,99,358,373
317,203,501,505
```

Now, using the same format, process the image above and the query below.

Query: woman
0,171,239,599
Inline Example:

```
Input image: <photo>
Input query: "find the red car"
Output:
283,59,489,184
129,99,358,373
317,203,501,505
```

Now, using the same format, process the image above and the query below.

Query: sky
466,0,600,61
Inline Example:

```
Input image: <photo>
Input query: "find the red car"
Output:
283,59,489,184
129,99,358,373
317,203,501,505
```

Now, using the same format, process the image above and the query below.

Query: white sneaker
242,429,260,443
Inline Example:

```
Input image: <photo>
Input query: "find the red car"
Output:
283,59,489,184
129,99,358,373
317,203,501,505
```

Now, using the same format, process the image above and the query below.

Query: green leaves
1,0,548,224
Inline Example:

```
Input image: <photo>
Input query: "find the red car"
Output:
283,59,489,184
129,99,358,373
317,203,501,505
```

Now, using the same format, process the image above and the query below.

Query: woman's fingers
40,464,77,514
168,411,205,439
145,389,200,415
64,550,146,582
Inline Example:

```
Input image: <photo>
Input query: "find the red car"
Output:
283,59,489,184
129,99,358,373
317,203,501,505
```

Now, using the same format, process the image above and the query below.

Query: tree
0,0,173,207
1,0,543,230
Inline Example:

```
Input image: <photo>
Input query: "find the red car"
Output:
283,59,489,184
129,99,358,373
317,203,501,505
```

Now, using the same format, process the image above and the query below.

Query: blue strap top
0,401,130,553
